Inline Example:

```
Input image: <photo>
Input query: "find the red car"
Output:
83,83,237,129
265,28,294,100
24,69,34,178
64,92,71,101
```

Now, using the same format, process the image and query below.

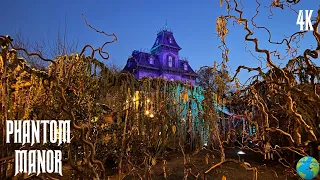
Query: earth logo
296,156,319,179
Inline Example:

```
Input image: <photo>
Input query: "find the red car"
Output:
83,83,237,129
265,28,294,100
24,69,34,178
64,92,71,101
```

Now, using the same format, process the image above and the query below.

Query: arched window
156,38,159,44
184,63,188,71
149,57,154,65
169,37,173,44
168,56,173,67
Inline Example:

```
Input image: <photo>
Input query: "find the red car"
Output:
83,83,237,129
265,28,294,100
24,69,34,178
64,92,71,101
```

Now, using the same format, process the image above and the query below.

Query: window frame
168,56,173,67
184,63,188,71
149,57,154,65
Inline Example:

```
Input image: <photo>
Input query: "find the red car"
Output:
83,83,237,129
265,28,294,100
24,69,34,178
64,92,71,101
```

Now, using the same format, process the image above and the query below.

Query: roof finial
165,20,168,30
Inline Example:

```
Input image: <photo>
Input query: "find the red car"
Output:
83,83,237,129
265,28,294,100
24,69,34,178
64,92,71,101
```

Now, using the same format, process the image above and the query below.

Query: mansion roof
123,51,197,77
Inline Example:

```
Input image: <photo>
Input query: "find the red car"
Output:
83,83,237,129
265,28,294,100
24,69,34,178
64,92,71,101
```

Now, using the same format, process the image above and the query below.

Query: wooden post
242,118,245,143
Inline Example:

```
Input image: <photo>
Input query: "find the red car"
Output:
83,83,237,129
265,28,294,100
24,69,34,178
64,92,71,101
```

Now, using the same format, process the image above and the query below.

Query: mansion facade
122,26,198,85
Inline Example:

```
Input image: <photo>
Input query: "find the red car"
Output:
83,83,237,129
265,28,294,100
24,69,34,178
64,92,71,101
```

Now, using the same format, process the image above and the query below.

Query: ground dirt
50,148,313,180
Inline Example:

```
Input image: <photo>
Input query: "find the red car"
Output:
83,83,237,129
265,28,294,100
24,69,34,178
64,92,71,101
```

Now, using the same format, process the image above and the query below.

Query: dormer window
169,37,173,44
149,57,154,64
168,56,173,67
184,63,188,71
156,38,159,45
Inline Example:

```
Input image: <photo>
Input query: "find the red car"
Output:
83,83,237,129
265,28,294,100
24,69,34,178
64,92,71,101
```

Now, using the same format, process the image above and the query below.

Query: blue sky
1,0,318,83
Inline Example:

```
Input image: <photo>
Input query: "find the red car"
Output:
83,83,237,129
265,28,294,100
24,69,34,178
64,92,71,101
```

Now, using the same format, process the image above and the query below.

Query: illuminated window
149,57,154,64
184,63,188,70
168,56,173,67
169,37,173,44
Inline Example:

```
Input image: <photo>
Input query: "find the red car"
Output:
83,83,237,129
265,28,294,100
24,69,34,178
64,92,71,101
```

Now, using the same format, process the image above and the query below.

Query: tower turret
150,23,181,54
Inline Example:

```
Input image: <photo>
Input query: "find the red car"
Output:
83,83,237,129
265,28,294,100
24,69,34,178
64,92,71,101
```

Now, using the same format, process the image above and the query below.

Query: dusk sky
2,0,318,83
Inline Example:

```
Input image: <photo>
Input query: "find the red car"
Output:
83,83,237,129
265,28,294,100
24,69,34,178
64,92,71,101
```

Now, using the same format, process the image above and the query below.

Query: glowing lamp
237,150,245,155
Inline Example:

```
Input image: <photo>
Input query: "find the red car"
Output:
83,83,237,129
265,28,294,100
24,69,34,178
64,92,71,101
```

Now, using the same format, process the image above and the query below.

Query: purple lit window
149,57,154,64
184,63,188,70
169,38,173,44
168,56,173,67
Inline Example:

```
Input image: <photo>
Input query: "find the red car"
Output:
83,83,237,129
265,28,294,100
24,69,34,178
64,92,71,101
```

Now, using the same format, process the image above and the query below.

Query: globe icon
296,156,319,179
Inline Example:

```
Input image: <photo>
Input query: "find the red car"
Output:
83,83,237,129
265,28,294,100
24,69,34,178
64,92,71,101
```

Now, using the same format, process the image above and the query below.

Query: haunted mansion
122,25,198,85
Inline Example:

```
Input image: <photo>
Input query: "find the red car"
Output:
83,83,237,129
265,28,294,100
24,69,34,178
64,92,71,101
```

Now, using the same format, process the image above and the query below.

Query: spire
165,20,168,30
